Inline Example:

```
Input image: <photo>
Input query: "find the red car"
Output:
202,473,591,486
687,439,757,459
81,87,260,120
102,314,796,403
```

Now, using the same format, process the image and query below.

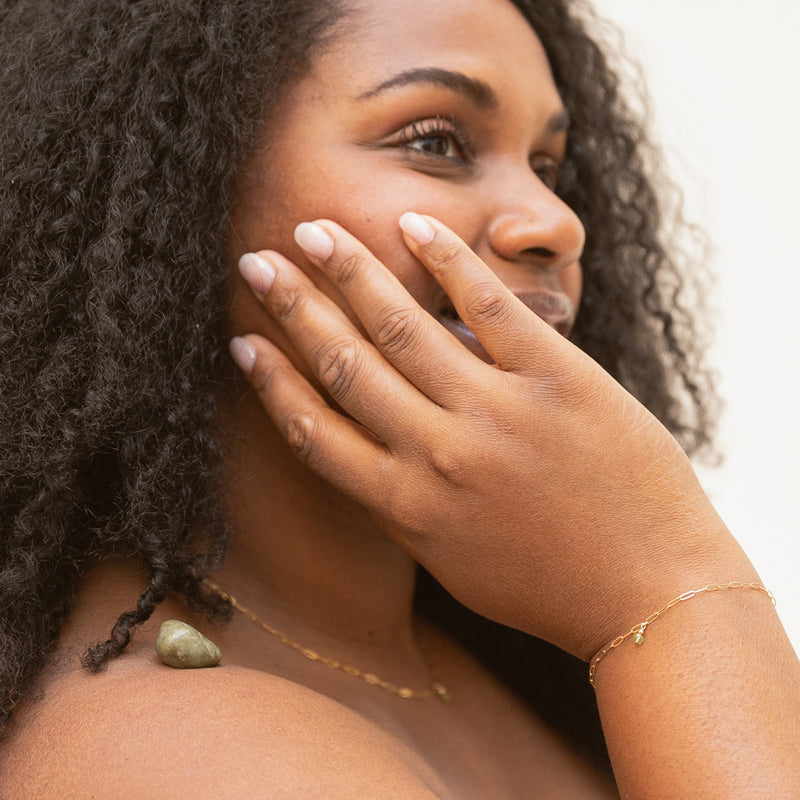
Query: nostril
522,246,555,259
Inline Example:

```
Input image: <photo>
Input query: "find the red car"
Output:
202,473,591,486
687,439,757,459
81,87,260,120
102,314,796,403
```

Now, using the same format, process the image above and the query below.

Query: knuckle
329,251,366,287
270,283,305,324
427,241,464,271
423,442,468,487
252,365,277,399
315,338,362,399
285,411,320,464
373,307,420,356
464,290,510,326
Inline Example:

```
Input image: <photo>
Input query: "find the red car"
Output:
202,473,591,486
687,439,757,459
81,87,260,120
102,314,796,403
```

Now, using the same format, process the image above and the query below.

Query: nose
486,171,585,273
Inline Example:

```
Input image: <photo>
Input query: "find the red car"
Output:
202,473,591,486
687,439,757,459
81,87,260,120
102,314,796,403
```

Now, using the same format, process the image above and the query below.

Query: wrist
588,581,775,686
567,514,758,661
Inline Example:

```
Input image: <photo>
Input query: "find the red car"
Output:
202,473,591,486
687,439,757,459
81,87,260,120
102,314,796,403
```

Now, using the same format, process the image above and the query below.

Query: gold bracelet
588,581,776,687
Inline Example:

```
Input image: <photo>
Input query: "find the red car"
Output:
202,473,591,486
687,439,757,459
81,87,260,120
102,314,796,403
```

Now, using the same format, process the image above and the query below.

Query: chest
362,665,613,799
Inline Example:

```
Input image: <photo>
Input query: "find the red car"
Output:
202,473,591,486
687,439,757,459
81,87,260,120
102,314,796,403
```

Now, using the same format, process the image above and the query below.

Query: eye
394,116,474,164
531,157,561,192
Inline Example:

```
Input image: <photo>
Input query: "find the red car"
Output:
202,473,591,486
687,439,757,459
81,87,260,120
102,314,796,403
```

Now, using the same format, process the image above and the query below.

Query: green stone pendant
632,631,645,645
156,620,222,669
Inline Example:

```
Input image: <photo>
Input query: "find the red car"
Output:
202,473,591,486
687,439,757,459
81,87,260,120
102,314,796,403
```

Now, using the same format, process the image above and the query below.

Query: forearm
594,587,800,799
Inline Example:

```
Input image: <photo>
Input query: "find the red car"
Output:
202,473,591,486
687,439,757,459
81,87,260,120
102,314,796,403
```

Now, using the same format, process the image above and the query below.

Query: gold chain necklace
205,580,451,702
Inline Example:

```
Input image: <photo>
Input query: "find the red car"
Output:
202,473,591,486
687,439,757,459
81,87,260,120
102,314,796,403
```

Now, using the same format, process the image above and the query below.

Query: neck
216,388,419,653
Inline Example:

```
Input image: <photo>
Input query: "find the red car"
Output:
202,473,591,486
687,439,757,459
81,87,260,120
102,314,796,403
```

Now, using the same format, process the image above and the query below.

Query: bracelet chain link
588,581,776,687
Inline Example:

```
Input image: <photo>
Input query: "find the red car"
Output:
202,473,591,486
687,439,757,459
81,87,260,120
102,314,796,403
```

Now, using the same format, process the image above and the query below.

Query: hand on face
231,214,752,661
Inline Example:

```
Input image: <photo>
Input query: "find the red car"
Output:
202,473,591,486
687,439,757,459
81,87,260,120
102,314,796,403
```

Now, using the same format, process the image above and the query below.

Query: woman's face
230,0,585,361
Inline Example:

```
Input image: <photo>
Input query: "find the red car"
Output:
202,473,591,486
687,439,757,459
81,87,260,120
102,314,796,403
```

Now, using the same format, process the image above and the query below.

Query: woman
1,0,798,797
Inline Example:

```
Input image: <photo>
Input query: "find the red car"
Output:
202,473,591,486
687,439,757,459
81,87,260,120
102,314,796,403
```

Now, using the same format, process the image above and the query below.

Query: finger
398,213,563,371
237,250,438,445
230,334,396,501
292,220,489,404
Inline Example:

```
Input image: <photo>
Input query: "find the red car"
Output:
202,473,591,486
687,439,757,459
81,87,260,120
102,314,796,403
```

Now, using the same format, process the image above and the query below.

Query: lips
436,289,576,361
511,289,576,337
437,312,493,361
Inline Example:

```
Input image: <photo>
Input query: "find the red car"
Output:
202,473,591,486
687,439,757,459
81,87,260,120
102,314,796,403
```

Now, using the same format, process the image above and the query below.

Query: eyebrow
357,67,570,135
358,67,499,110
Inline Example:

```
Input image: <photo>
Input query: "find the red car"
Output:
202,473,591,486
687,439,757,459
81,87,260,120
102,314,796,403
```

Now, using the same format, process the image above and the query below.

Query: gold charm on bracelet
588,582,775,687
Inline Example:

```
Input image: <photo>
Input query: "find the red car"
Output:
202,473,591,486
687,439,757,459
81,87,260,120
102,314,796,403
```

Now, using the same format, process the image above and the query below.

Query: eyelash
394,115,474,164
392,115,563,191
532,159,561,192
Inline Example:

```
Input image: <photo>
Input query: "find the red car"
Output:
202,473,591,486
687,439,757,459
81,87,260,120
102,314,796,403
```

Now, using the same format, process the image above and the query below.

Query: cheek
232,150,481,316
286,167,455,313
323,171,487,313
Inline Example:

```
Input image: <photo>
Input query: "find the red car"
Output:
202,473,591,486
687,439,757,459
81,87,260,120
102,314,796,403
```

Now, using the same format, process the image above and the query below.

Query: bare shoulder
0,660,441,800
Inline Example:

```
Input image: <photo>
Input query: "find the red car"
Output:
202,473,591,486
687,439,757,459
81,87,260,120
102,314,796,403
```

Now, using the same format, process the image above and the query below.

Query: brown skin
238,216,800,797
2,0,799,797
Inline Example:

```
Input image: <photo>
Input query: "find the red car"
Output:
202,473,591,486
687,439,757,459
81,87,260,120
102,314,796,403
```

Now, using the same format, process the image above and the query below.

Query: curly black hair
0,0,717,767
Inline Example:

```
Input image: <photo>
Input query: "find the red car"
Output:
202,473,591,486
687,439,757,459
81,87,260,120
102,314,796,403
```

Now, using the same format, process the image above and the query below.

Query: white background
587,0,800,653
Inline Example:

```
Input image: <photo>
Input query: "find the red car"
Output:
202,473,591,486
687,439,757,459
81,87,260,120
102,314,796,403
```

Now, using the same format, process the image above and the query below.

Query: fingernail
229,337,256,375
238,252,276,294
294,222,334,260
399,212,435,245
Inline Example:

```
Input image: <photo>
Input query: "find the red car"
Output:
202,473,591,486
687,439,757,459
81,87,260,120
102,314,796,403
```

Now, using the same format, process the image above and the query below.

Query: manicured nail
238,252,276,294
399,212,435,245
294,222,334,260
229,337,256,375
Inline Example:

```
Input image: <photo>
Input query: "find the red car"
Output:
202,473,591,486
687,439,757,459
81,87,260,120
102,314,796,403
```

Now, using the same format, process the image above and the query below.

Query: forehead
316,0,558,104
